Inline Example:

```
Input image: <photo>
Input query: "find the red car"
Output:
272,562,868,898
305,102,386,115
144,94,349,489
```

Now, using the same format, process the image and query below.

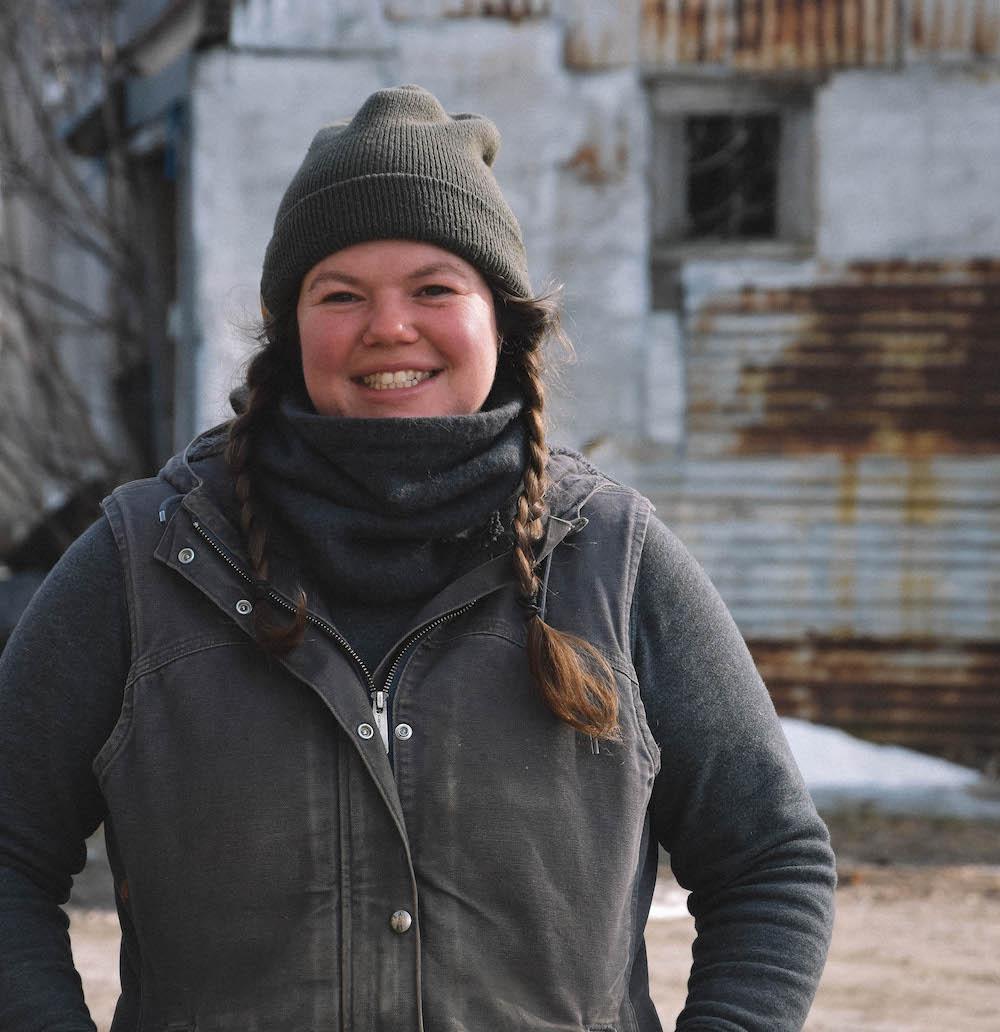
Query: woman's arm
0,517,129,1031
632,516,836,1032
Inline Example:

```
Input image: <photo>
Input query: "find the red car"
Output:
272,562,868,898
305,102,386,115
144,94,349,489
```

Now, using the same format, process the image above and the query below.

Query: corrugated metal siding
639,0,1000,71
687,260,1000,457
757,638,1000,767
909,0,1000,59
640,0,903,70
643,258,1000,766
642,454,1000,640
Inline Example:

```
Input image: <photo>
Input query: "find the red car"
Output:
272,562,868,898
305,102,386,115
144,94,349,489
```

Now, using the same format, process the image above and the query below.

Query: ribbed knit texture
251,386,527,609
261,85,531,316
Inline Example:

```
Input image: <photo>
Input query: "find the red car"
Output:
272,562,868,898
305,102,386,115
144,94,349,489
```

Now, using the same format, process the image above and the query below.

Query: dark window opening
685,114,780,240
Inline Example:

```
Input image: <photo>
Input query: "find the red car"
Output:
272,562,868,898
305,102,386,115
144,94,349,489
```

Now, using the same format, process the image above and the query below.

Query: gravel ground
66,811,1000,1031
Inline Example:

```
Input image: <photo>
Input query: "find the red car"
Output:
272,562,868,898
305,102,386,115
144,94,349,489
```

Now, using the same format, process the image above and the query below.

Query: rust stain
953,0,968,50
930,0,947,50
837,451,859,524
973,0,1000,54
562,133,628,184
911,0,926,49
752,635,1000,769
802,0,821,68
705,260,1000,457
709,0,729,63
902,455,940,528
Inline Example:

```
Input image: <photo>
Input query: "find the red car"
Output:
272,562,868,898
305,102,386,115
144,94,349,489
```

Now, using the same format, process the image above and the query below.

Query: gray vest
98,445,660,1032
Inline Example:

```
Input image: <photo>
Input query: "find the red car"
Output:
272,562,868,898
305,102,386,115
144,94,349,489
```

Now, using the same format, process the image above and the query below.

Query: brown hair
225,286,620,741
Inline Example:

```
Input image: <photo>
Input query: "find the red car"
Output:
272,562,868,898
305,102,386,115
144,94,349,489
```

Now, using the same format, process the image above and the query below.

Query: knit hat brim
262,172,531,316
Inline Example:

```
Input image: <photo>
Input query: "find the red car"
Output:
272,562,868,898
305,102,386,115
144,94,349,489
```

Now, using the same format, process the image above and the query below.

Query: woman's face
295,239,499,418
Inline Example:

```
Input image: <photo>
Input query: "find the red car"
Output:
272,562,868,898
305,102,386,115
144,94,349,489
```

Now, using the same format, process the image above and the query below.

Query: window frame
647,77,816,269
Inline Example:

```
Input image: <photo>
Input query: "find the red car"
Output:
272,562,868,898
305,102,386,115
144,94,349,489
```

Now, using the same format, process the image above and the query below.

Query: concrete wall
817,66,1000,260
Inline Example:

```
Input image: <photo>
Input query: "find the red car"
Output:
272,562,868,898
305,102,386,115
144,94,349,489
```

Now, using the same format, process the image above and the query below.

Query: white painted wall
817,66,1000,260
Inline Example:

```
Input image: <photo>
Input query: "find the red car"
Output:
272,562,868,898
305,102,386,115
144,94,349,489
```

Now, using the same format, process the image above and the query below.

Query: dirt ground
66,810,1000,1031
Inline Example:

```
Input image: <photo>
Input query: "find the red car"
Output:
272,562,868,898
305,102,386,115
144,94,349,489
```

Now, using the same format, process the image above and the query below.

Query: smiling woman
295,240,499,418
0,84,836,1032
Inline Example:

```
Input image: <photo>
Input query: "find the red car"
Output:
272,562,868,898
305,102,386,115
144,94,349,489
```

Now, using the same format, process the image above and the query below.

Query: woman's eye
419,284,453,297
321,291,358,304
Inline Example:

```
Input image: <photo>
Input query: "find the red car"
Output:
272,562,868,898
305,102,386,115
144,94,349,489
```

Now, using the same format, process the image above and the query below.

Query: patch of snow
647,878,689,922
781,718,1000,821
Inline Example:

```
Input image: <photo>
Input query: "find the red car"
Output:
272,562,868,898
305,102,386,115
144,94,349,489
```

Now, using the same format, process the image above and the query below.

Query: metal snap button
390,909,412,934
235,599,253,615
394,723,413,741
177,547,195,564
357,723,375,740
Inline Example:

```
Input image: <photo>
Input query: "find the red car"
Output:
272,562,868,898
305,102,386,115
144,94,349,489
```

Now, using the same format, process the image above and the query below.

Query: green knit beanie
260,84,531,317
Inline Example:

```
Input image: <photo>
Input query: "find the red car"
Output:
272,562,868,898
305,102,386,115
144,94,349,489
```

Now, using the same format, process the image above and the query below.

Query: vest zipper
189,519,375,691
374,600,479,752
188,518,479,753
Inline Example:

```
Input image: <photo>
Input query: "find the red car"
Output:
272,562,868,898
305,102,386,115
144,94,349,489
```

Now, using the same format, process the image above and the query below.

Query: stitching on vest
128,635,253,685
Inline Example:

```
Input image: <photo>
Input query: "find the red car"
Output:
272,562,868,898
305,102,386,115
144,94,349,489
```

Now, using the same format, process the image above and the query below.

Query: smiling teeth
362,370,434,390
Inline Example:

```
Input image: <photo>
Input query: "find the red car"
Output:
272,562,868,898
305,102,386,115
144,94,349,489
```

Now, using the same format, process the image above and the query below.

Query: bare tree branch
0,2,135,261
0,260,140,339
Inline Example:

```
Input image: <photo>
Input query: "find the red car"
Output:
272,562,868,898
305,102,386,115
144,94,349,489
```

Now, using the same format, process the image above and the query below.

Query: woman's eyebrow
305,269,363,293
305,261,469,294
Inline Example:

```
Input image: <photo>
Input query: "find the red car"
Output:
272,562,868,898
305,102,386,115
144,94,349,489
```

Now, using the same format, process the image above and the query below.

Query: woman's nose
361,298,419,347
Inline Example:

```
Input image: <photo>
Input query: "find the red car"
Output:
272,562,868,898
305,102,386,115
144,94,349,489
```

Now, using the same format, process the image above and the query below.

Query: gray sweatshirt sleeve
632,515,836,1032
0,517,128,1031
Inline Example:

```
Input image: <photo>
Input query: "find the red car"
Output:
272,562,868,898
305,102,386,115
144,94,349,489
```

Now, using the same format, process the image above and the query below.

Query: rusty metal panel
639,257,1000,767
383,0,551,19
754,638,1000,767
686,259,1000,457
908,0,1000,60
640,0,908,71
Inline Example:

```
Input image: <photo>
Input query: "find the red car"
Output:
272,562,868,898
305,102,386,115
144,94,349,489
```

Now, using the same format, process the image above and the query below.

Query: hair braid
510,341,621,742
225,329,307,655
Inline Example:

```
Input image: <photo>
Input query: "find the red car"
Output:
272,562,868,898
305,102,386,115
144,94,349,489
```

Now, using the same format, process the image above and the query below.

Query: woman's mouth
359,369,438,391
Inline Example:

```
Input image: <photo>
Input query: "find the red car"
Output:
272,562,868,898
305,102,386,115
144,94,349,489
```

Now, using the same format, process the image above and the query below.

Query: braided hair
225,288,620,740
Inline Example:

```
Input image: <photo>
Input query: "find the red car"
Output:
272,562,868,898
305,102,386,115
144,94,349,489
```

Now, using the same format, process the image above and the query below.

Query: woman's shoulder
545,447,653,521
104,423,233,521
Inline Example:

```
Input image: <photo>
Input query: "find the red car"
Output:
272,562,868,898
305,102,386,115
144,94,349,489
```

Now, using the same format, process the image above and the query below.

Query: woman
0,85,835,1031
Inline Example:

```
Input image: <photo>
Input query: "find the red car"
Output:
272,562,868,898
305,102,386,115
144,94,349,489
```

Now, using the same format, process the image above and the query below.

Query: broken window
685,114,780,240
648,80,814,310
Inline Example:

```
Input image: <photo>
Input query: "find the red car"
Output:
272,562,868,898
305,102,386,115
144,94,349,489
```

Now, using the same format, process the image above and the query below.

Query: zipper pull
372,689,389,753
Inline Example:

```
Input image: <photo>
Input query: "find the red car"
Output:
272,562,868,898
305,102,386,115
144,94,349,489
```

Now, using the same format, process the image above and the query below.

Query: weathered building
21,0,1000,763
